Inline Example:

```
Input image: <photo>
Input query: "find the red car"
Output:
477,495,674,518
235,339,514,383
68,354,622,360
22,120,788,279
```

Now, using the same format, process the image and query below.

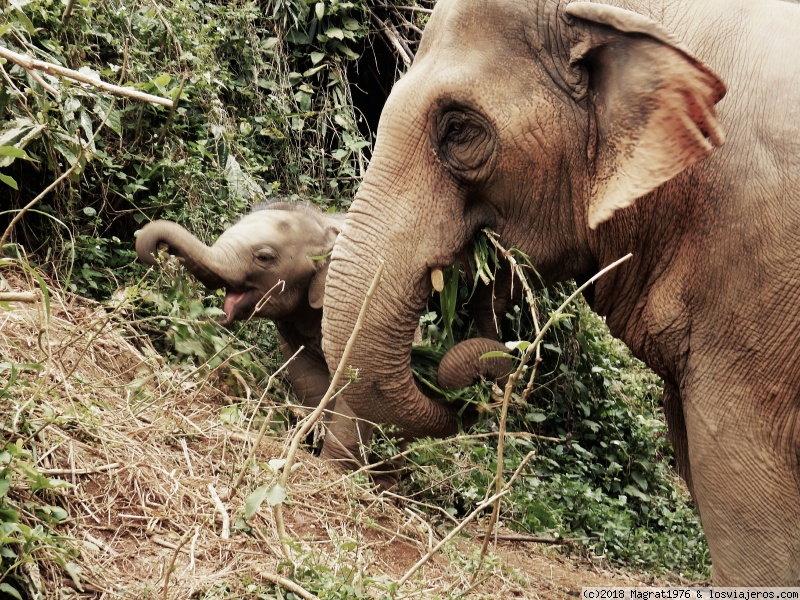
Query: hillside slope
0,271,669,599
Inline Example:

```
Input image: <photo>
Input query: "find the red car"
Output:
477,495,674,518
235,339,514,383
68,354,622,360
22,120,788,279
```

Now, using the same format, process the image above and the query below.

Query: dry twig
0,45,173,107
273,262,385,559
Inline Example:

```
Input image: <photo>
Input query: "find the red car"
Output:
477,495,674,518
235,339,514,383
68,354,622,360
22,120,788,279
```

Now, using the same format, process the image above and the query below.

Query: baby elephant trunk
136,220,226,289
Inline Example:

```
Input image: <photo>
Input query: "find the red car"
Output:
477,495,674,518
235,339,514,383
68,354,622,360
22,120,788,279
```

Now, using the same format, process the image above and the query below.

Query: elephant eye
436,108,496,178
254,248,278,265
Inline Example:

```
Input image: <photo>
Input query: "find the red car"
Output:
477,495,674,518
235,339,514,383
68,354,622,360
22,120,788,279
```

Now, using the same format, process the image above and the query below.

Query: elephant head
137,201,343,407
322,0,725,442
137,201,342,326
322,0,800,584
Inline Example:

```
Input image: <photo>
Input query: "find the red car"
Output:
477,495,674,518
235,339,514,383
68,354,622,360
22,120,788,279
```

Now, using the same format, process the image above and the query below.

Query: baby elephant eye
254,248,278,265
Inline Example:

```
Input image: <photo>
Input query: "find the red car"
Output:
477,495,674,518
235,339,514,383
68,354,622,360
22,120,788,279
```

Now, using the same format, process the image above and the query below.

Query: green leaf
83,207,97,217
264,483,287,506
48,505,69,521
310,51,326,65
623,484,650,502
0,146,28,160
479,351,512,360
331,41,359,59
325,27,344,40
79,110,94,145
525,412,547,423
631,471,648,491
303,64,326,78
64,562,83,591
504,340,530,352
0,477,9,497
315,2,324,20
0,118,44,167
267,458,287,473
342,17,360,31
245,482,286,518
0,173,18,190
13,9,35,35
0,583,23,600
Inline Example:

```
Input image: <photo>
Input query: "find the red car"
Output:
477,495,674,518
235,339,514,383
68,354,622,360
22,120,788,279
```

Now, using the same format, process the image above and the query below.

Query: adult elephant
321,0,800,585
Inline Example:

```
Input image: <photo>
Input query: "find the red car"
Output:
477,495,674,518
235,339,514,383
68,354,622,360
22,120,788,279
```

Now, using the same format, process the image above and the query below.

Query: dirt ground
0,270,675,599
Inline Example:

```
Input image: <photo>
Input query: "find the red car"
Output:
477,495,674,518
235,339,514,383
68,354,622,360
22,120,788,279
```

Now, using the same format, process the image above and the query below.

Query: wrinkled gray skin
322,0,800,584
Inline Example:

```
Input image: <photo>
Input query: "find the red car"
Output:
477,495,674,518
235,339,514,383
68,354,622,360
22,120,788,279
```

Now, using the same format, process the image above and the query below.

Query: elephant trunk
438,338,514,392
136,220,227,290
322,175,479,444
323,232,464,443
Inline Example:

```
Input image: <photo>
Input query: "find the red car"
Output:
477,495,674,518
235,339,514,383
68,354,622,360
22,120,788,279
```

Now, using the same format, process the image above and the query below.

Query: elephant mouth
220,288,267,325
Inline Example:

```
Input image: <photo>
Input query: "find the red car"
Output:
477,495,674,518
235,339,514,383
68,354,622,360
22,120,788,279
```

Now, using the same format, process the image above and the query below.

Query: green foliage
0,440,80,598
404,234,711,579
2,0,371,299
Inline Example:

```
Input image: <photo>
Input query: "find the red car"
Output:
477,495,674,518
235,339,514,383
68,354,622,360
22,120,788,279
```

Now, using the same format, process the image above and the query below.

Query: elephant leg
278,334,330,408
683,387,800,584
321,401,406,490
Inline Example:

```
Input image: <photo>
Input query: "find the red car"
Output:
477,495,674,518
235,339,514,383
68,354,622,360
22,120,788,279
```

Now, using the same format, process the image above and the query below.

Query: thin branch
393,5,434,14
0,45,173,107
474,253,633,574
472,534,578,544
39,462,120,476
161,530,193,600
207,484,230,540
257,571,319,600
273,262,385,559
0,292,38,303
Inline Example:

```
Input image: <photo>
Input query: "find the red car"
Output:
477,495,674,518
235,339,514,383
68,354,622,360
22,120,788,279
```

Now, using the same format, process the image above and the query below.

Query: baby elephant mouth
220,288,268,325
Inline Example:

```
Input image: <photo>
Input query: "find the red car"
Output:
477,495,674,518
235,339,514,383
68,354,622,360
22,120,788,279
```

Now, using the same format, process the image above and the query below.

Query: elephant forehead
418,0,534,62
222,212,299,243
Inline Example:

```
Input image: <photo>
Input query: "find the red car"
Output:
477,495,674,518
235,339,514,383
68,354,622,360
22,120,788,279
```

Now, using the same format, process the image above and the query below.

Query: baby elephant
137,201,513,482
136,201,342,407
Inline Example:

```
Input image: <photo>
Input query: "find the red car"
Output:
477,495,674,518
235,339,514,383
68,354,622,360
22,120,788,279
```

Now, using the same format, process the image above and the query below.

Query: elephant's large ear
308,224,341,309
565,3,727,229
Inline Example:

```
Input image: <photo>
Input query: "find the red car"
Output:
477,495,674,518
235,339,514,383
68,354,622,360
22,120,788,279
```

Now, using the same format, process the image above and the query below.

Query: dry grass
0,262,653,599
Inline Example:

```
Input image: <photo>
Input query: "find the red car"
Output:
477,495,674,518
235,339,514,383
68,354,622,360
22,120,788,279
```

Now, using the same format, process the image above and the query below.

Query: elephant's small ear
308,259,329,309
565,2,727,229
307,224,340,309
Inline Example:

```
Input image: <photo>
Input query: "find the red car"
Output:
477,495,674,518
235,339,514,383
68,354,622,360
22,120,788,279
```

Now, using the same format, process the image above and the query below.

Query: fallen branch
257,571,319,600
0,45,174,107
0,292,38,303
473,534,574,544
39,462,120,476
207,483,230,540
